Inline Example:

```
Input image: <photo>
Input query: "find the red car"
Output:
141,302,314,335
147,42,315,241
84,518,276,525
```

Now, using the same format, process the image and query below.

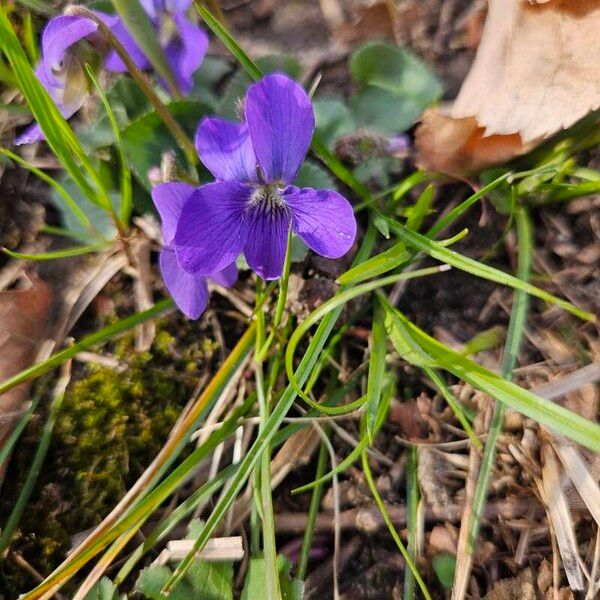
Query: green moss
1,314,221,597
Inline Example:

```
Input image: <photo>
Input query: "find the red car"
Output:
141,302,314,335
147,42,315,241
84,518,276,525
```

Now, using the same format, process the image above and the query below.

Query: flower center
248,184,287,215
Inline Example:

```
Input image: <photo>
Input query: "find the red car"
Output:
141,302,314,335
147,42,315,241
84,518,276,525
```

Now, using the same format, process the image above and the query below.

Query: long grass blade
2,244,109,261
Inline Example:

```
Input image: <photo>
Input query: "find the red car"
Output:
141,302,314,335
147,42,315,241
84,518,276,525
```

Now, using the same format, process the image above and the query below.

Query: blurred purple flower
104,0,208,95
15,15,106,145
158,73,356,281
152,182,237,319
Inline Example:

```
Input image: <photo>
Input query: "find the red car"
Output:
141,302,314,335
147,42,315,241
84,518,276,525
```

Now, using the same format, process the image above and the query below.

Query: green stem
362,450,432,600
296,440,328,580
466,204,532,553
403,446,419,600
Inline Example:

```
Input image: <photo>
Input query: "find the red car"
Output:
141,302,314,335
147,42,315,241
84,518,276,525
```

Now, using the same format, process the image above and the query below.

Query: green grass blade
403,446,419,600
296,441,328,580
0,393,41,469
466,205,532,555
386,218,595,321
85,65,132,227
2,243,109,261
426,172,510,238
338,241,410,285
110,0,181,97
362,450,432,600
0,300,173,397
366,301,387,441
379,298,600,452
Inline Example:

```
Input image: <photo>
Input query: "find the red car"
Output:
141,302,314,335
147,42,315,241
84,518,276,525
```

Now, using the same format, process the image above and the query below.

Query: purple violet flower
104,0,208,95
156,73,357,282
152,182,237,319
15,15,105,145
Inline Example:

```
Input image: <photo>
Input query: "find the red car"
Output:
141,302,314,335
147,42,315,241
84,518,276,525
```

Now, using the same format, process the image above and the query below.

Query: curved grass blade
285,267,448,413
386,218,595,322
2,243,109,261
0,300,173,397
379,297,600,452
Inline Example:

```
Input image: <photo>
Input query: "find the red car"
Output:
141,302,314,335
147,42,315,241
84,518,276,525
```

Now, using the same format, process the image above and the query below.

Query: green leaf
50,177,122,243
294,161,336,190
432,554,456,589
350,41,443,104
110,0,179,96
352,87,424,134
338,241,410,285
83,577,126,600
313,97,355,147
241,556,301,600
122,101,211,189
380,299,600,452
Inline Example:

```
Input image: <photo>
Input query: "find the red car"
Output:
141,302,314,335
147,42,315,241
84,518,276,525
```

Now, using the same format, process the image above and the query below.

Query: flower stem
254,278,282,600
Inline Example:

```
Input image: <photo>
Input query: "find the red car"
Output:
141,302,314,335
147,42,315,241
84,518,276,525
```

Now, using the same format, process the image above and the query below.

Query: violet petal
159,248,209,319
284,186,357,258
151,182,196,246
243,204,291,280
195,117,257,183
210,262,238,288
245,73,315,184
165,13,208,95
175,181,251,276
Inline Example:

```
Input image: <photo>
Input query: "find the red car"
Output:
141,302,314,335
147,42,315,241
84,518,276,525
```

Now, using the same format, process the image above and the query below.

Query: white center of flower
159,14,178,47
248,184,287,214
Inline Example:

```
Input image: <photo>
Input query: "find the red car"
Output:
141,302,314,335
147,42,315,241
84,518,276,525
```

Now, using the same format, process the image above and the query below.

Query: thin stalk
403,446,419,600
296,440,328,580
255,278,282,600
465,205,532,559
258,227,293,361
362,451,432,600
66,6,198,171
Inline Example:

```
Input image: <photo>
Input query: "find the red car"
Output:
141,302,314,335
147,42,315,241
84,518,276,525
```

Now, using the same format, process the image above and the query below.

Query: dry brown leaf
416,0,600,177
0,277,52,482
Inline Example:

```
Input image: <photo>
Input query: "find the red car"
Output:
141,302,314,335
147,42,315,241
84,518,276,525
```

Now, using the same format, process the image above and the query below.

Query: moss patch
0,314,220,597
